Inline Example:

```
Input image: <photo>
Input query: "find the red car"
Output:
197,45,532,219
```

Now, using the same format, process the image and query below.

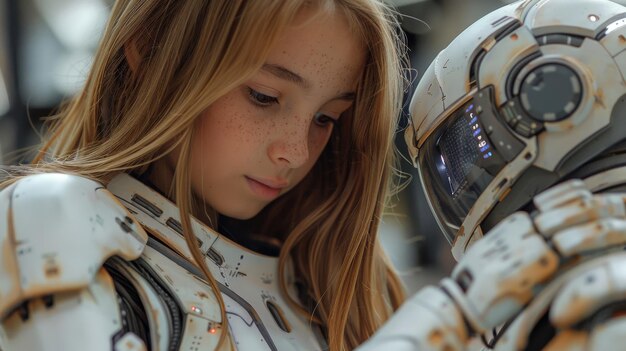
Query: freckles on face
276,28,362,97
187,7,366,220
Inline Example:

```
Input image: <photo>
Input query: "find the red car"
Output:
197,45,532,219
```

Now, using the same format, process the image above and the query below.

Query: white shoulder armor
0,173,148,350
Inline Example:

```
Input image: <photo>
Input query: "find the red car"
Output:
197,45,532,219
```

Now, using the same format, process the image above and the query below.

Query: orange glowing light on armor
208,322,218,334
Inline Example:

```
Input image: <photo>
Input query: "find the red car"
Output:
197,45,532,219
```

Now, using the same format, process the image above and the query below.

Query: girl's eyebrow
262,63,356,101
262,63,310,89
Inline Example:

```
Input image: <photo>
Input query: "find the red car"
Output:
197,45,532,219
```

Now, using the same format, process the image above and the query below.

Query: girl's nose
267,115,311,168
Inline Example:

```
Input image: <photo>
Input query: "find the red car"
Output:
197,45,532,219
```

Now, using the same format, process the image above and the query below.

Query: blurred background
1,0,620,293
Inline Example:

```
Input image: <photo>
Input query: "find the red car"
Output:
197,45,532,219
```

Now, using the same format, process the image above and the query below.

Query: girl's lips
245,176,285,199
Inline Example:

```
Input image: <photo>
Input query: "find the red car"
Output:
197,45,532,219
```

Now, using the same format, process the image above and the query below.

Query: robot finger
447,233,559,332
549,252,626,328
551,218,626,257
534,195,626,237
533,179,591,213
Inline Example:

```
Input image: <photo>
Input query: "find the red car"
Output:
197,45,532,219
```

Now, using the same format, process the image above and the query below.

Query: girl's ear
124,39,142,73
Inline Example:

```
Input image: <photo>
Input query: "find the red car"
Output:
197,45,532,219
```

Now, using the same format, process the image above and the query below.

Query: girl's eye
248,88,278,107
314,112,338,127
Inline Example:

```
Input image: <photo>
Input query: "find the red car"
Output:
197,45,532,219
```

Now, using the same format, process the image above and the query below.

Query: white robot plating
0,174,148,351
0,173,325,350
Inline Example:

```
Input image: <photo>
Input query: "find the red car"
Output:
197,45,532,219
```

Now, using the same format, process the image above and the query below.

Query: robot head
406,0,626,259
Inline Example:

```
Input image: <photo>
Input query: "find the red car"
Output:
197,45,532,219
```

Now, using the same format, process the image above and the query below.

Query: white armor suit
3,0,626,350
0,173,327,350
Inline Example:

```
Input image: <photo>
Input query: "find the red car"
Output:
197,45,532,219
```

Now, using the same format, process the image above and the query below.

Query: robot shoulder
0,172,148,319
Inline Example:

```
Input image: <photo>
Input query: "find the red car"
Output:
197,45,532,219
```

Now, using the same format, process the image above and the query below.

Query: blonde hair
4,0,409,349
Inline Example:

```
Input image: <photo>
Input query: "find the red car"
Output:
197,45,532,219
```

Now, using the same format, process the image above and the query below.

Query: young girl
0,0,408,350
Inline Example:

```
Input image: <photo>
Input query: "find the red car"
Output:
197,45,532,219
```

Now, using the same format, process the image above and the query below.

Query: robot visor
418,97,506,245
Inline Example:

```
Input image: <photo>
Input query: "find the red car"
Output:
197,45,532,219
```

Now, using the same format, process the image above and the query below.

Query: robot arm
358,180,626,351
0,173,148,351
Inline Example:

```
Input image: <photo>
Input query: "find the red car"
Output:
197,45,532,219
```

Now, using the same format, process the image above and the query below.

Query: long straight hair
3,1,409,349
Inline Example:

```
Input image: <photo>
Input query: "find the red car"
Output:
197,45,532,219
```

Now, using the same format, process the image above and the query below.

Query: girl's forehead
264,8,366,93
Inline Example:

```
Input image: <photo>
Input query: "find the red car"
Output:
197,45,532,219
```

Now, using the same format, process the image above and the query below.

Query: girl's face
188,8,365,219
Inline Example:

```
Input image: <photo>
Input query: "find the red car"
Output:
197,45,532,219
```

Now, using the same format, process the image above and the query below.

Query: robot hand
444,179,626,335
358,180,626,351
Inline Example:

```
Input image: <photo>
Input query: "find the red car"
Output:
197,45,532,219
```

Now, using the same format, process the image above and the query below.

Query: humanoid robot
360,0,626,349
3,0,626,350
